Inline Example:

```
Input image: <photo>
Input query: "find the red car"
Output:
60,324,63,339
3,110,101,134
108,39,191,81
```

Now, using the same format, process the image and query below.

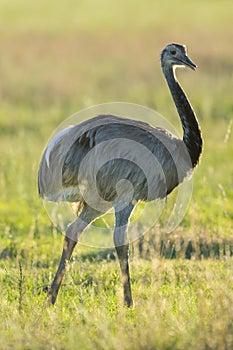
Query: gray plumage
38,43,202,306
39,115,191,204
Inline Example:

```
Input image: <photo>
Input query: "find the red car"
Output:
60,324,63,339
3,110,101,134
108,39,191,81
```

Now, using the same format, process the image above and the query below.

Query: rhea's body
39,115,192,208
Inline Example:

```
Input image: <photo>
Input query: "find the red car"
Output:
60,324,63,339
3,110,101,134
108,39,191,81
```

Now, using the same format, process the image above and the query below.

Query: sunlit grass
1,257,233,349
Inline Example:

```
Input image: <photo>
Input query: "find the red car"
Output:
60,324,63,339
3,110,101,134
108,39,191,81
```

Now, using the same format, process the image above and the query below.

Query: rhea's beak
182,55,197,70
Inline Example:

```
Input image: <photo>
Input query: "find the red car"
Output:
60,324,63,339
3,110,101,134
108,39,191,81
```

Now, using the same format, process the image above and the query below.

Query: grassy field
0,0,233,349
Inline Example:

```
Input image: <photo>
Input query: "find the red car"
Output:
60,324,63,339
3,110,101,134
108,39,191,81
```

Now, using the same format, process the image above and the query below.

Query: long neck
162,65,202,168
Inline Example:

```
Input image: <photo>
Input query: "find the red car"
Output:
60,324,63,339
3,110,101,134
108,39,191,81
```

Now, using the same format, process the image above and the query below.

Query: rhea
38,43,202,306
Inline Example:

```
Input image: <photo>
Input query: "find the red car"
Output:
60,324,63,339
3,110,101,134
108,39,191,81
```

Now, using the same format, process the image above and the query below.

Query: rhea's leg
47,205,100,305
114,203,134,307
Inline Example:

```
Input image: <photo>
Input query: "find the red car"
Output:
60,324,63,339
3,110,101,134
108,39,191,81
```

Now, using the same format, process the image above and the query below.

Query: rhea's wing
38,114,148,201
38,114,190,203
61,119,190,204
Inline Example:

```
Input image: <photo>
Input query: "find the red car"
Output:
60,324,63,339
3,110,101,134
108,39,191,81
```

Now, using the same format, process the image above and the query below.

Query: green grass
0,0,233,349
1,258,233,349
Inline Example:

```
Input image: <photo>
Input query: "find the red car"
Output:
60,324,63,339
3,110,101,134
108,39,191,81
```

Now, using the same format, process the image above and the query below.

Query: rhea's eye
170,50,176,55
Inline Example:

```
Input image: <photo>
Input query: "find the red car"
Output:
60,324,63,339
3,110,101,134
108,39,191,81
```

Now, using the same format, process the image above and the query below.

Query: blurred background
0,0,232,248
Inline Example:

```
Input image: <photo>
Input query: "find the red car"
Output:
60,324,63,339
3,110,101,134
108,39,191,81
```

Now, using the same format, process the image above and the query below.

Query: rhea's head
161,43,197,71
